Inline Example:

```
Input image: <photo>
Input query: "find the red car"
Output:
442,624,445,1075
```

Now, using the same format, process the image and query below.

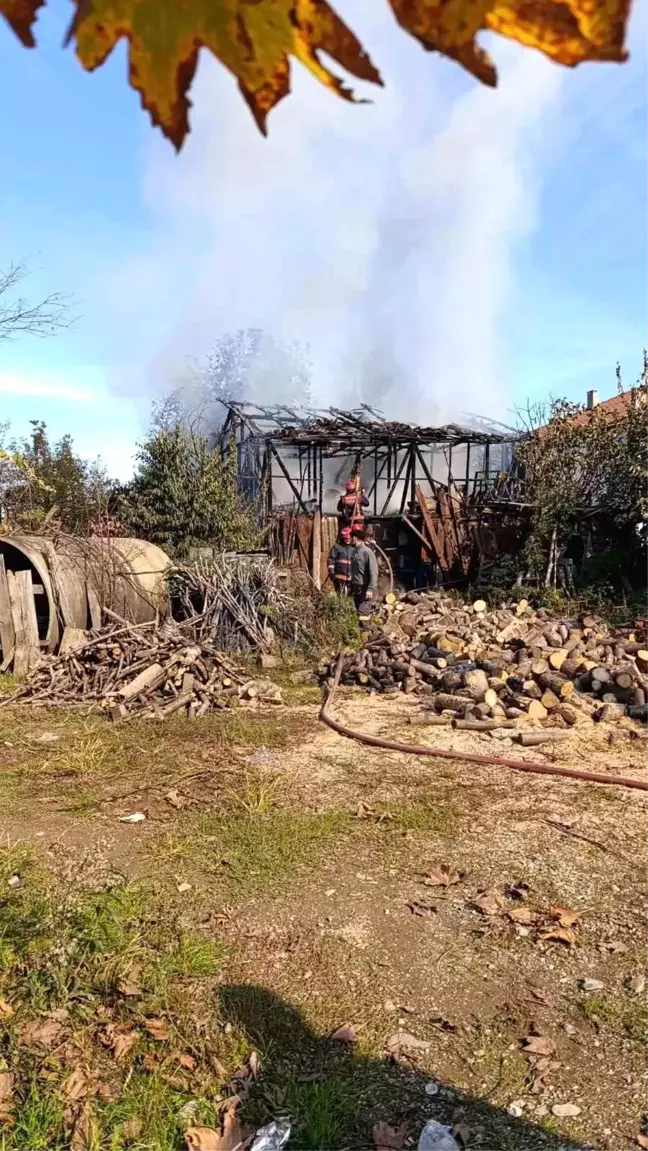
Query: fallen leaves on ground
472,890,506,916
165,788,186,808
522,1034,556,1056
0,0,631,149
185,1099,251,1151
178,1053,197,1071
548,905,583,927
62,1067,94,1103
144,1018,171,1042
329,1023,356,1043
118,968,143,997
508,906,537,925
100,1024,139,1062
0,1072,15,1122
373,1120,408,1149
0,999,14,1018
420,866,461,887
529,986,556,1008
386,1031,431,1055
537,925,578,946
628,973,647,994
407,900,437,917
21,1009,68,1047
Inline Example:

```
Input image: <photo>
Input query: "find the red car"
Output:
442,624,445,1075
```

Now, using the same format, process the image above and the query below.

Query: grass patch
0,706,314,817
576,992,648,1049
163,808,350,899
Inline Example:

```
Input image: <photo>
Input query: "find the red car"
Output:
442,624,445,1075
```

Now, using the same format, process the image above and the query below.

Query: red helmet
345,478,356,491
340,526,352,541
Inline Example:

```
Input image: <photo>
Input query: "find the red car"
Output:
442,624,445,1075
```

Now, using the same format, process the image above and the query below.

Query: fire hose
320,653,648,793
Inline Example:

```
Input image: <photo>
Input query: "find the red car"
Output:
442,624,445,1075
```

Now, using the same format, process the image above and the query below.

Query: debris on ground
417,1119,460,1150
323,590,648,729
3,622,283,720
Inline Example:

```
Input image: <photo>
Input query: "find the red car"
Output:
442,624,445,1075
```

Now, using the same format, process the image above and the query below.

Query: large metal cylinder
0,535,171,651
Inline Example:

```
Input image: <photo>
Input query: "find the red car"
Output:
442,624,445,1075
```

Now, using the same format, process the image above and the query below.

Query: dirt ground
0,683,645,1151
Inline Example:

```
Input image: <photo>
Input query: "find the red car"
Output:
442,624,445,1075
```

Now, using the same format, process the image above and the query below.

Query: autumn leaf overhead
0,0,632,147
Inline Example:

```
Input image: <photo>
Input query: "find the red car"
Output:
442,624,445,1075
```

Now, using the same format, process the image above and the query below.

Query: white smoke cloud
113,2,566,423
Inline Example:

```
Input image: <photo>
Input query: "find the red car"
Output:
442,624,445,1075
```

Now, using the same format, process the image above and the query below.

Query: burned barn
218,402,523,589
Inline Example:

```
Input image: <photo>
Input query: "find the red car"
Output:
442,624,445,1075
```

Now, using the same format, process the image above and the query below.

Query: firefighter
337,477,369,533
327,526,354,594
351,527,379,616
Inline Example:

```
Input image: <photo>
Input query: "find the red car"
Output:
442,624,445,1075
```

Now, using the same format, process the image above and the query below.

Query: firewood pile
2,621,283,720
322,591,648,730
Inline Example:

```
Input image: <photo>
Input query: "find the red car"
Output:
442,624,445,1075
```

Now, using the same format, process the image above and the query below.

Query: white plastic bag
249,1119,291,1151
417,1119,460,1150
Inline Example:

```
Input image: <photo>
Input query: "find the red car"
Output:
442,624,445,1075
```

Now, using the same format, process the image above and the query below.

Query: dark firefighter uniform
327,536,355,594
337,485,369,533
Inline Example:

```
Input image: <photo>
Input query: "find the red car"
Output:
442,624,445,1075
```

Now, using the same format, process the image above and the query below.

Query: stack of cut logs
323,592,648,731
4,623,282,719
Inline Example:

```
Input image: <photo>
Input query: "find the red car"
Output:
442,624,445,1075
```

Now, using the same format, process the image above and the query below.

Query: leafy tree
516,356,648,591
0,420,113,534
0,0,629,149
120,424,258,557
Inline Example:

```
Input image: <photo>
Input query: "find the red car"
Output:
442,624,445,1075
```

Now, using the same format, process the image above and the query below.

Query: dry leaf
452,1123,472,1147
185,1106,250,1151
178,1053,197,1071
165,788,186,808
522,1034,556,1056
210,1055,228,1079
538,926,577,946
0,1073,13,1102
247,1050,261,1077
62,1067,91,1103
329,1024,356,1043
529,986,556,1008
629,973,647,995
373,1120,408,1150
472,890,505,916
21,1014,65,1047
635,1134,648,1149
0,0,630,151
508,907,537,924
548,906,583,927
113,1031,139,1061
386,1031,431,1054
123,1118,144,1140
420,866,461,887
144,1018,171,1041
118,969,142,997
0,999,15,1018
407,901,437,917
0,1100,14,1126
70,1101,94,1151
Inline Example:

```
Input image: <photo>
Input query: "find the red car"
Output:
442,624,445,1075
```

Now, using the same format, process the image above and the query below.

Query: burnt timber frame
217,401,520,522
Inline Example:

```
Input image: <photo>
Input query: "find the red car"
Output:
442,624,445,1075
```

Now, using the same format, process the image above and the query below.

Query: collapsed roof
219,401,517,448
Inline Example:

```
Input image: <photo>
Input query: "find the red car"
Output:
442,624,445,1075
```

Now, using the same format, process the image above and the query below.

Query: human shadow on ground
219,984,590,1151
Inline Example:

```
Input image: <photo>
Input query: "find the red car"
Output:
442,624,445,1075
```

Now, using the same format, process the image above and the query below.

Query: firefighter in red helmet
327,525,354,595
337,475,369,534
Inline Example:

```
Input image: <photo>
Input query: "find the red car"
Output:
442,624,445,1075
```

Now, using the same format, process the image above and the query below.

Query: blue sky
0,0,645,477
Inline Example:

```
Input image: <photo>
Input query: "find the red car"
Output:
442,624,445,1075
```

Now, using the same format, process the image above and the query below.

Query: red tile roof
570,387,646,427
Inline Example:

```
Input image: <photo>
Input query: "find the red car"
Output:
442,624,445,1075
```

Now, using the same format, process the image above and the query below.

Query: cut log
531,658,549,676
523,680,543,700
453,718,515,731
463,668,489,701
472,599,487,614
541,689,561,711
527,700,548,721
557,704,578,726
634,686,646,708
548,650,568,670
517,730,570,746
591,666,611,685
597,702,626,723
7,571,29,678
614,671,634,691
119,662,166,701
408,714,452,726
433,693,470,713
483,688,499,709
628,704,648,722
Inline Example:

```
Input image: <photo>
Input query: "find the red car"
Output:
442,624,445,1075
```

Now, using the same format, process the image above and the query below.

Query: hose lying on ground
319,653,648,793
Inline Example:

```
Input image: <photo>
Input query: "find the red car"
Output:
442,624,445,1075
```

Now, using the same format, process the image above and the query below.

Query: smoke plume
123,3,565,423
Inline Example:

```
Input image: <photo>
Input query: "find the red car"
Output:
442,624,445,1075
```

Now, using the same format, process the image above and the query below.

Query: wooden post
0,556,15,667
7,571,28,677
311,508,322,590
16,569,40,670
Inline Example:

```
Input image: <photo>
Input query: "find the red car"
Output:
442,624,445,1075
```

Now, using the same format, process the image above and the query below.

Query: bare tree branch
0,260,75,341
